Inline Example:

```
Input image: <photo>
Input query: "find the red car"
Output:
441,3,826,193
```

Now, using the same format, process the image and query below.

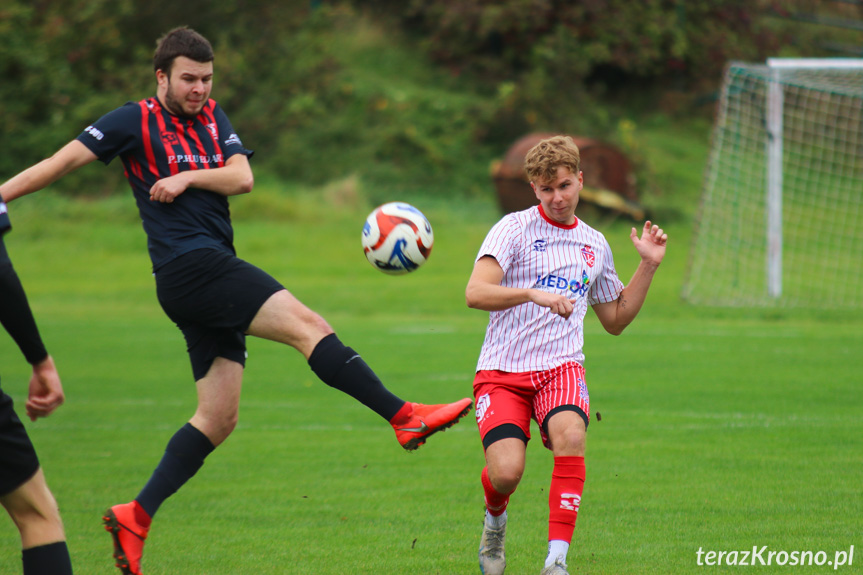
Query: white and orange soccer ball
362,202,434,275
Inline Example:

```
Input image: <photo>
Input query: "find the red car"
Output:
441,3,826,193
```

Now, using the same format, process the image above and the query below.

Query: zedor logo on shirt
161,132,178,146
535,270,591,297
533,239,547,252
224,133,242,146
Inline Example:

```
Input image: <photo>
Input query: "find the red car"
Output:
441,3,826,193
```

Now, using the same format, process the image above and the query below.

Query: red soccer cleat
392,398,473,450
103,501,150,575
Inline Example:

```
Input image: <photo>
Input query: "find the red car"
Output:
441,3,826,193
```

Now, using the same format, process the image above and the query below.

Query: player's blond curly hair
524,135,581,184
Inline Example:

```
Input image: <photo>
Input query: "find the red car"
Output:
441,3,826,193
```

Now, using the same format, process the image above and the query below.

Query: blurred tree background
1,0,860,202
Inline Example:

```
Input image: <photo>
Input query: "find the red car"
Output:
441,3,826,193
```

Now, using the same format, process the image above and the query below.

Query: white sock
485,510,507,529
545,540,569,567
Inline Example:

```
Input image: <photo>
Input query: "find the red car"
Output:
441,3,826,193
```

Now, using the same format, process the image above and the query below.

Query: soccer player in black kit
0,200,73,575
0,27,471,575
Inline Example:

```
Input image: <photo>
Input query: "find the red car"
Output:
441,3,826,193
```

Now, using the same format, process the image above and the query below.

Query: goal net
683,59,863,308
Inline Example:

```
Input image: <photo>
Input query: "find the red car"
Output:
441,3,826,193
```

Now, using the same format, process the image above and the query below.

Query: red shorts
473,362,589,449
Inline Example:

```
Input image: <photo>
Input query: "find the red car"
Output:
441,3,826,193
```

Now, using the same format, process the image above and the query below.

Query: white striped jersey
475,205,624,372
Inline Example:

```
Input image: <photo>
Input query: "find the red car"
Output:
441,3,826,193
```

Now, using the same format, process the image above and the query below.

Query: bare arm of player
148,153,253,203
592,221,667,335
0,140,98,203
466,255,576,319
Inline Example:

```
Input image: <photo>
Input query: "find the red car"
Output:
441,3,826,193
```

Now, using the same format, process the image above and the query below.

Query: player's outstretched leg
308,333,472,449
390,398,473,451
103,501,150,575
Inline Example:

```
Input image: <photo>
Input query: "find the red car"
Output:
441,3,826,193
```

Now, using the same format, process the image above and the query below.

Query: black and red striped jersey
76,97,253,271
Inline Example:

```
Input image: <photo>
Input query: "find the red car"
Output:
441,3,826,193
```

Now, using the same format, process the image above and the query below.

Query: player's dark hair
524,135,581,184
153,26,214,75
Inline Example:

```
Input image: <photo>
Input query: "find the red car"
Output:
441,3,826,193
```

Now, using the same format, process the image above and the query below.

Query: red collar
537,204,579,229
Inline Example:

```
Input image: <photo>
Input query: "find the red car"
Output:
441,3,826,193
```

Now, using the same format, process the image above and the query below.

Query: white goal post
683,58,863,308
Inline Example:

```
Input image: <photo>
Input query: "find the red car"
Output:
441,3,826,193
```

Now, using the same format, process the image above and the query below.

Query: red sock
548,455,586,542
132,500,152,528
481,466,511,516
389,401,412,425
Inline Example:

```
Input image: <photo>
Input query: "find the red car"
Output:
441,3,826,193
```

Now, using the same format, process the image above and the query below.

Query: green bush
375,0,795,85
0,0,848,202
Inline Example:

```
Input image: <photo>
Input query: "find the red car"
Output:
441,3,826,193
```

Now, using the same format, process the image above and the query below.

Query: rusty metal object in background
491,133,646,221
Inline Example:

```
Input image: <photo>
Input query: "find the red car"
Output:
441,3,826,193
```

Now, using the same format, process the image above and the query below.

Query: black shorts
155,249,284,381
0,382,40,496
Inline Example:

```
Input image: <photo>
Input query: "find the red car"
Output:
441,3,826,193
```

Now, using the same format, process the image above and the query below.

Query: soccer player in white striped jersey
466,135,667,575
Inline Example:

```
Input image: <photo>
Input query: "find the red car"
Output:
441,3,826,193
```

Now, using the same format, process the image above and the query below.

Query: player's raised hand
630,220,667,266
25,355,65,421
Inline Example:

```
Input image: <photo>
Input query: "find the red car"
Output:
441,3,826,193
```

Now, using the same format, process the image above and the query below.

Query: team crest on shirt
533,239,547,252
206,123,218,138
581,245,595,268
161,132,178,146
581,246,596,268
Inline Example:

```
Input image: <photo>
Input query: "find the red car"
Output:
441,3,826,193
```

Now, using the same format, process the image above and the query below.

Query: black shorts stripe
482,423,528,450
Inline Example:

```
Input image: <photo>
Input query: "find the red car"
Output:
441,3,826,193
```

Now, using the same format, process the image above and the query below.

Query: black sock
136,423,215,519
308,333,405,420
22,541,73,575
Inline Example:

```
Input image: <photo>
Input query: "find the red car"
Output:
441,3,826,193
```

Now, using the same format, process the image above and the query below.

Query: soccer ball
362,202,434,275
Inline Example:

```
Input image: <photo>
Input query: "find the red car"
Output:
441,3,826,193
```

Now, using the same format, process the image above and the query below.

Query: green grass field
0,179,861,574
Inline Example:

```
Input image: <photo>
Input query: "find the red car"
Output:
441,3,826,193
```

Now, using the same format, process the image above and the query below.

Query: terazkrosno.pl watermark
696,546,855,569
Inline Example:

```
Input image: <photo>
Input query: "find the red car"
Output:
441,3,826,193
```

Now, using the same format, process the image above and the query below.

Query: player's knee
213,411,239,444
545,410,587,455
193,408,239,445
224,410,239,435
301,309,332,338
490,465,523,495
276,301,333,351
550,428,585,456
